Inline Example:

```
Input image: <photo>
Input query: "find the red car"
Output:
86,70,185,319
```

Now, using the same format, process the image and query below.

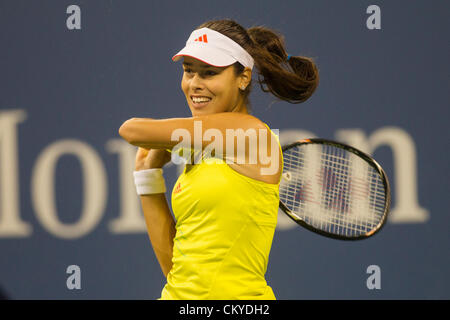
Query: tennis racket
279,138,390,240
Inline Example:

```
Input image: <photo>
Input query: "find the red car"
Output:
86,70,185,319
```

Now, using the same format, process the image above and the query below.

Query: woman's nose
190,73,205,90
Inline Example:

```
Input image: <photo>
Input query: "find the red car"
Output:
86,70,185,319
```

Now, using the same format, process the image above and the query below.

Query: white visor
172,27,254,69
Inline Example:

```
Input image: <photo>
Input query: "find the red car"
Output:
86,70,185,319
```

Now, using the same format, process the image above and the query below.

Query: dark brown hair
197,19,319,107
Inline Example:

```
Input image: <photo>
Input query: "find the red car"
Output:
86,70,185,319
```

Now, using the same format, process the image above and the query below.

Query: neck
230,96,249,114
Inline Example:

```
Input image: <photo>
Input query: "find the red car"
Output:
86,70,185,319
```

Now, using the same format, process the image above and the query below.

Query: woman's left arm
119,112,281,182
118,112,263,150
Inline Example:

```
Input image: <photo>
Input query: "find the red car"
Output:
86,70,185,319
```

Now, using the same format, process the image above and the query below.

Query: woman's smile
190,95,213,109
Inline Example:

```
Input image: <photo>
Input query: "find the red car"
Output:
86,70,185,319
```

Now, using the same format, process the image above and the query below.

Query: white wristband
133,169,166,195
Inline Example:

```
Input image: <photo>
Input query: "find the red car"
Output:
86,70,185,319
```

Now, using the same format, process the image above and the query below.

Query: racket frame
279,138,391,240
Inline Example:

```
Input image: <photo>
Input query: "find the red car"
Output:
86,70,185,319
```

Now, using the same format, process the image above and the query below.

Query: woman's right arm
140,193,176,277
135,148,176,278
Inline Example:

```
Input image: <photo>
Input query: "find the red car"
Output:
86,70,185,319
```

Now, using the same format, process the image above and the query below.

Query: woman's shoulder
215,113,281,185
202,112,269,131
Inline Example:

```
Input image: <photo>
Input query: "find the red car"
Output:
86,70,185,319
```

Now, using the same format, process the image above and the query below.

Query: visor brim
172,44,237,67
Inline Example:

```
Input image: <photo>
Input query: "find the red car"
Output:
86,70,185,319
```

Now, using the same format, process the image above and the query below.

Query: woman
119,19,319,299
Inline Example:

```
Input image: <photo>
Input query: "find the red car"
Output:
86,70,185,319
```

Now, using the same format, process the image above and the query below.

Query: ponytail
247,26,319,104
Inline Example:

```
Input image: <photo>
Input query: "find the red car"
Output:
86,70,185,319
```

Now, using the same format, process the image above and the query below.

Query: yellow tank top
160,125,282,300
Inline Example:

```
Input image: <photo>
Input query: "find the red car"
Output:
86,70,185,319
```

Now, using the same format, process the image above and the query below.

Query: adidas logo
174,182,182,194
194,34,208,43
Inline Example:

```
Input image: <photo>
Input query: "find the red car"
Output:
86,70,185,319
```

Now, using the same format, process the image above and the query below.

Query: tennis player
119,19,319,299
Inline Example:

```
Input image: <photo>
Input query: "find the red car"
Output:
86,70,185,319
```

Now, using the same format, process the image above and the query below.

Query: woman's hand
135,148,172,171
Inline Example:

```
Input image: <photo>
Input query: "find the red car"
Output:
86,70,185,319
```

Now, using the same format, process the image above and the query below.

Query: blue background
0,0,449,299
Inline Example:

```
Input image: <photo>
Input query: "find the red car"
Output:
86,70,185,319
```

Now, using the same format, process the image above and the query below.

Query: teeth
192,97,211,103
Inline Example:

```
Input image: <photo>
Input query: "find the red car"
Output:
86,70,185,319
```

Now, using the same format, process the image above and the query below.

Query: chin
191,110,211,117
189,106,216,116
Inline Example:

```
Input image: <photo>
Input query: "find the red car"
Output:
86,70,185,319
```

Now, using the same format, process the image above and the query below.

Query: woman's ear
238,67,252,90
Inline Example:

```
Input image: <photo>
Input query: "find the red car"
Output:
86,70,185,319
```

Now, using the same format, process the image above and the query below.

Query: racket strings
280,144,386,238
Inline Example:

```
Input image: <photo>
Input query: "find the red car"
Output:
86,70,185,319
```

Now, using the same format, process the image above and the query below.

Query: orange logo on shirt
174,182,182,194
